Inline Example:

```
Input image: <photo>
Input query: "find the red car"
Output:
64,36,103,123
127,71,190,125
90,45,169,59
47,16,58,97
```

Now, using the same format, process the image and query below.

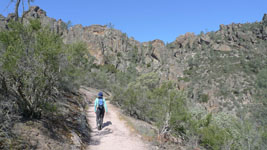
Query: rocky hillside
1,6,267,149
60,8,267,117
171,15,267,114
2,5,264,119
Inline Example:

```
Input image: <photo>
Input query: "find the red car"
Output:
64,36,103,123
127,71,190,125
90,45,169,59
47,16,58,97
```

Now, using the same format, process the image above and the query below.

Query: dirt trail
80,87,148,150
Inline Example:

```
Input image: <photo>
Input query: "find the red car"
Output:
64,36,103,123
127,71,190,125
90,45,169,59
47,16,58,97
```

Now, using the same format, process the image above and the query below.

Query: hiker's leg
100,109,105,127
96,109,100,126
102,109,105,119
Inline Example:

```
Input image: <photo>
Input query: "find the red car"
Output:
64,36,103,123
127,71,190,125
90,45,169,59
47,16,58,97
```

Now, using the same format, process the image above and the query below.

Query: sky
0,0,266,43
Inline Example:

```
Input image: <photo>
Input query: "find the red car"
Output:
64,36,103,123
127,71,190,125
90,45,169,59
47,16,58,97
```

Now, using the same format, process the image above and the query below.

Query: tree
14,0,21,21
11,0,35,22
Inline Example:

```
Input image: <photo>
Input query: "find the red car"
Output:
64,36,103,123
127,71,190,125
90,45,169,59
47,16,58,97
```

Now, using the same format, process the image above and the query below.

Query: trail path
80,87,148,150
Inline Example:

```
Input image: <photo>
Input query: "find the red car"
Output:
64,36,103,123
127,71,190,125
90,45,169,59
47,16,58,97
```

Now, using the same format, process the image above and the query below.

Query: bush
256,68,267,89
0,20,90,119
253,67,267,126
198,125,229,150
199,94,209,103
101,64,118,73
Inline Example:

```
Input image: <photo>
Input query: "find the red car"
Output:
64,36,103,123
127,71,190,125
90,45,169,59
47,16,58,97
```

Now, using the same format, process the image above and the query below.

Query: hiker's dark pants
96,107,105,126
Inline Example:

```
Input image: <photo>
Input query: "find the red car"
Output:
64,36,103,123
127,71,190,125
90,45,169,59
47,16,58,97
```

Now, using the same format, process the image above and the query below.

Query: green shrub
101,64,118,73
262,127,267,145
256,68,267,89
184,69,193,75
178,76,190,82
199,94,209,103
87,71,109,90
0,20,90,118
117,52,122,57
29,19,41,31
198,125,229,150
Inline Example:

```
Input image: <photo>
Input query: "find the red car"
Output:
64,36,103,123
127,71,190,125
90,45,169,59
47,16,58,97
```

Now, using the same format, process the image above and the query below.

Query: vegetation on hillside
87,56,266,149
89,19,267,149
0,20,92,149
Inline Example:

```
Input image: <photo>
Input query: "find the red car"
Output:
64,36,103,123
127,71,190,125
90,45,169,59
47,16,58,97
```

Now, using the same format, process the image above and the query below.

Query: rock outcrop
174,32,197,49
22,6,67,35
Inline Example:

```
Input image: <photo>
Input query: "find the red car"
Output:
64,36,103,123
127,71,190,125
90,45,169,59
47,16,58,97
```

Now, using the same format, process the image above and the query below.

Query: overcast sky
0,0,266,43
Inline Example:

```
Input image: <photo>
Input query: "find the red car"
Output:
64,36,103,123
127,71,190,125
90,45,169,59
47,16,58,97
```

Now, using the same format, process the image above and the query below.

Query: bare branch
14,0,21,21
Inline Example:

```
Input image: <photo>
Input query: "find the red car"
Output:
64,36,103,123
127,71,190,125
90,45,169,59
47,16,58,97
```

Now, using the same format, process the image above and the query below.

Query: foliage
256,68,267,89
100,64,118,73
111,72,160,121
111,70,267,149
252,67,267,126
199,94,209,103
198,124,228,150
60,42,92,91
0,20,90,119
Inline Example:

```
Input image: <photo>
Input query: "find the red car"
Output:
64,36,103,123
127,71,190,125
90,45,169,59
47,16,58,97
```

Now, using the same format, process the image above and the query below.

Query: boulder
212,44,231,51
199,34,212,44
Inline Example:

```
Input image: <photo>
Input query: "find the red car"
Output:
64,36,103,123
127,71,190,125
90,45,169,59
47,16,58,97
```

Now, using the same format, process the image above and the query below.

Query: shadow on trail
89,139,101,145
102,121,112,129
98,128,113,136
89,128,113,146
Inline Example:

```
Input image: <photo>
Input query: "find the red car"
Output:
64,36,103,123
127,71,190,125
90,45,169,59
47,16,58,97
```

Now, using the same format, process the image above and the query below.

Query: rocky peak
151,39,165,47
263,14,267,24
85,24,107,30
174,32,196,48
6,13,15,21
24,6,47,19
219,24,226,31
175,32,196,42
83,24,107,35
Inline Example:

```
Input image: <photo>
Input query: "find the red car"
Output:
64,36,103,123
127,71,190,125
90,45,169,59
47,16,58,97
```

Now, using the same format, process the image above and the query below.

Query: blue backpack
98,98,104,109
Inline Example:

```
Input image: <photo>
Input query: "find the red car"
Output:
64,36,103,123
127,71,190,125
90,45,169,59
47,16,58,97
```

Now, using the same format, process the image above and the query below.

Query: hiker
94,92,108,130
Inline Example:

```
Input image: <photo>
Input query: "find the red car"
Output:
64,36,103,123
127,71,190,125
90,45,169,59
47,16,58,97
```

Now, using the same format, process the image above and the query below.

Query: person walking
94,92,108,130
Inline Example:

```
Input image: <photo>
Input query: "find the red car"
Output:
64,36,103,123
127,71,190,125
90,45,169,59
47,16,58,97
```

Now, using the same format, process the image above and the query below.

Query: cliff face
1,6,266,115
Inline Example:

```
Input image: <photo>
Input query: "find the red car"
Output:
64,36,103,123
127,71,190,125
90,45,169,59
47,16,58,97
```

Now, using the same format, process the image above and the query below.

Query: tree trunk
28,0,31,8
15,0,21,21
